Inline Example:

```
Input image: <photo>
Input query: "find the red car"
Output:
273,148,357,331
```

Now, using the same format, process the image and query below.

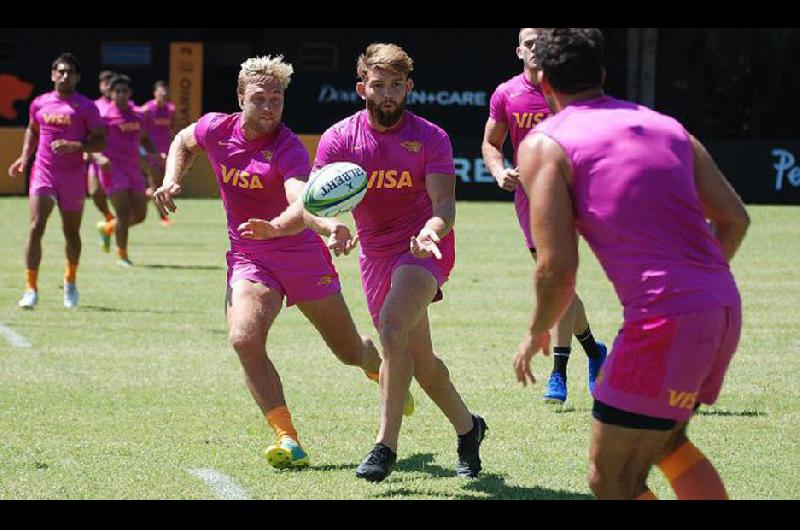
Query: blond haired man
309,43,487,482
153,56,412,469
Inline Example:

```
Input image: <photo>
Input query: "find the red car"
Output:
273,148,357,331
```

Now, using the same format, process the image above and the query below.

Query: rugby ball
303,162,368,217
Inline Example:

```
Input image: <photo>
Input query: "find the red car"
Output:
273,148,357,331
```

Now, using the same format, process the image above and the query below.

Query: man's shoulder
406,111,449,141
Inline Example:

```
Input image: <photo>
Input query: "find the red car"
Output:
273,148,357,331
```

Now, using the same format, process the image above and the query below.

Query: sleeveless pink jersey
195,112,320,253
313,110,456,258
490,73,552,249
534,95,740,320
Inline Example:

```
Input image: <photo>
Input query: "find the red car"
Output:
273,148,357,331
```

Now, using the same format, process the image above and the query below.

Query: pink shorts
100,162,147,196
226,242,341,307
359,232,456,328
29,169,86,212
594,301,742,422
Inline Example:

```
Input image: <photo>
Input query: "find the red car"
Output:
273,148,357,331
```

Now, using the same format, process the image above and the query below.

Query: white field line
0,322,32,347
188,468,251,500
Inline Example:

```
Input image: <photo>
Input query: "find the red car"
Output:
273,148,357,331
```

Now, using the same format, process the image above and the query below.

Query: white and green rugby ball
303,162,368,217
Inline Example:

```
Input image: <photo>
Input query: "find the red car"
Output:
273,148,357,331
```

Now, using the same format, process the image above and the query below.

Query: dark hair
99,70,117,82
52,53,81,74
153,80,168,91
536,28,605,94
108,74,131,90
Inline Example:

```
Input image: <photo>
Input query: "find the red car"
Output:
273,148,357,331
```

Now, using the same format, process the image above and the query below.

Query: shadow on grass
79,305,199,314
140,264,224,271
372,453,593,500
696,408,766,417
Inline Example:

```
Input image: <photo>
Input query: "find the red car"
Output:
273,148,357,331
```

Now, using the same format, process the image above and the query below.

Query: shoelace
365,446,391,465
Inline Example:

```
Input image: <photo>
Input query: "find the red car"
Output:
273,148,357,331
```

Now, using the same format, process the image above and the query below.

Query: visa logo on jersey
512,112,546,129
119,121,141,133
220,163,265,190
42,113,72,125
368,170,413,189
668,390,699,410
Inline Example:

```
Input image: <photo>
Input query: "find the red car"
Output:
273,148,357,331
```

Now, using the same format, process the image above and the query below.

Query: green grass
0,198,798,499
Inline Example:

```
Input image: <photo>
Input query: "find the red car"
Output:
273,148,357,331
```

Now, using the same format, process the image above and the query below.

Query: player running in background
312,43,487,483
482,27,606,404
513,28,749,500
8,53,105,308
153,55,412,470
140,80,175,226
93,74,157,266
87,69,117,241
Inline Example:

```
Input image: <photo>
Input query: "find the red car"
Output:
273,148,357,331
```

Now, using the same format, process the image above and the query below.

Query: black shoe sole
356,471,390,483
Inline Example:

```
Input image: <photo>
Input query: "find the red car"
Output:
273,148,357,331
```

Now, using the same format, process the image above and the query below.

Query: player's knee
29,218,47,239
587,460,619,499
228,329,261,354
378,318,409,352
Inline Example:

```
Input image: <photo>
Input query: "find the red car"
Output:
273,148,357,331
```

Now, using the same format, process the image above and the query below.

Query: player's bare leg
297,292,381,373
533,249,606,403
108,190,131,264
19,195,55,308
357,265,485,482
374,266,437,453
226,280,285,413
59,206,83,307
227,280,308,468
88,171,113,220
407,311,471,434
588,418,672,499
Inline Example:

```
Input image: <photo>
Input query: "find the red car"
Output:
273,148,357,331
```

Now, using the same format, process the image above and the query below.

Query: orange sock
365,371,380,383
104,218,117,236
635,489,658,500
658,441,729,500
104,211,115,222
266,406,299,443
117,247,128,261
64,261,78,283
25,269,38,291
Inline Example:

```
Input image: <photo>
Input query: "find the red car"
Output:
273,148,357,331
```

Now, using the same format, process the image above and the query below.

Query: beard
367,97,406,128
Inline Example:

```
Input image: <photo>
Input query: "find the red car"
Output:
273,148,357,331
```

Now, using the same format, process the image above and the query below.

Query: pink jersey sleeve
311,127,344,173
28,98,40,130
489,85,507,123
424,126,456,176
276,136,311,181
194,112,226,150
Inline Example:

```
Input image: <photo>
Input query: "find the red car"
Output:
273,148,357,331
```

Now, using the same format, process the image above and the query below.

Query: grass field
0,197,798,500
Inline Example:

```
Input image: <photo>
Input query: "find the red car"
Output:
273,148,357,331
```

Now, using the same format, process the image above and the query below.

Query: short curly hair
536,28,604,94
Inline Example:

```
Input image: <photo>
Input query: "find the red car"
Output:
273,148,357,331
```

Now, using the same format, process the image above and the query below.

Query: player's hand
327,224,358,257
153,181,182,217
95,154,112,171
144,187,155,199
50,140,82,154
8,157,25,178
410,227,442,260
496,168,520,192
514,329,551,387
237,218,280,240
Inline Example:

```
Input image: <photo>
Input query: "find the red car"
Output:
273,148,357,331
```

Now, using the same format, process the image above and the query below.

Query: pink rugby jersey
490,73,552,249
29,91,102,182
313,110,456,258
194,112,320,253
142,99,175,153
